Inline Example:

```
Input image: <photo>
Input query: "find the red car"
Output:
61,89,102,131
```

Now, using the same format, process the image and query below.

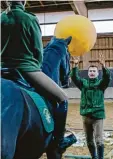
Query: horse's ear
65,36,72,45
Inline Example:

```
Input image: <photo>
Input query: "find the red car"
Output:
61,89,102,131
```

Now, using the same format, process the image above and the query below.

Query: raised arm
99,66,111,90
99,53,111,90
70,56,83,90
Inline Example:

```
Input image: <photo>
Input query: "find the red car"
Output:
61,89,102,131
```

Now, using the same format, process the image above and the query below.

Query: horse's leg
46,141,63,159
46,149,62,159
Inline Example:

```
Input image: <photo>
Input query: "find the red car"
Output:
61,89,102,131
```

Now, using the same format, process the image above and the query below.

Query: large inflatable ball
54,15,97,56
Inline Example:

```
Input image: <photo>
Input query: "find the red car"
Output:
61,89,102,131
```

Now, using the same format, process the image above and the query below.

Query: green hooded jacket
1,3,43,72
71,67,111,119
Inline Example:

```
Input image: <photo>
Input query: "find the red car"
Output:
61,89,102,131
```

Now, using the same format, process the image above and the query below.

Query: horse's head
44,36,72,54
59,49,71,88
42,36,72,87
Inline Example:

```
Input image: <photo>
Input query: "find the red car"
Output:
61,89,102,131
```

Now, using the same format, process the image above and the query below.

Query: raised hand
70,56,80,69
99,52,105,67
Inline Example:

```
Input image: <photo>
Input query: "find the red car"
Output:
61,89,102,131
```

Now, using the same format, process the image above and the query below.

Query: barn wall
89,34,113,69
42,34,113,69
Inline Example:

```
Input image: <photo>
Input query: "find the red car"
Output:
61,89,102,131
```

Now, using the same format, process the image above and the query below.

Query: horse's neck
42,48,62,85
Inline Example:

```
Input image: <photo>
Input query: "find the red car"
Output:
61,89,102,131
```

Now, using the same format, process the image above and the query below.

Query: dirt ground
66,102,113,131
40,102,113,159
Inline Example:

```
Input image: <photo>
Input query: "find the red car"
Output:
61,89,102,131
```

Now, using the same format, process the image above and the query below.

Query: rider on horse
1,0,76,153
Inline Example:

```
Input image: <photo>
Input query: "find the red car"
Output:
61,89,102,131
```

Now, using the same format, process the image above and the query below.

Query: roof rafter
69,0,88,17
39,0,44,7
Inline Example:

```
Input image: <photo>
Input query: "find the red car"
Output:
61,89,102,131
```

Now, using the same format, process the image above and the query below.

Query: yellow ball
54,15,97,56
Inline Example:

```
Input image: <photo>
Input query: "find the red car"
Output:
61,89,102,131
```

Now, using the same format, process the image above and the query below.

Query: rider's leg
53,100,77,153
83,117,98,159
94,119,104,159
20,71,77,151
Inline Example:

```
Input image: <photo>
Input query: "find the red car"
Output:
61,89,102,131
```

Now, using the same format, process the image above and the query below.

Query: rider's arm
30,17,43,67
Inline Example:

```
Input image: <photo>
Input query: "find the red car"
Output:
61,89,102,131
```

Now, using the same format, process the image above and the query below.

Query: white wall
40,24,56,36
93,21,113,33
37,9,113,36
88,8,113,20
36,11,74,24
40,21,113,36
88,8,113,33
64,88,113,99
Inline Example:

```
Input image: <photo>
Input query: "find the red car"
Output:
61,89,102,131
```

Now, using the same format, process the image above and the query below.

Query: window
40,21,113,36
40,24,56,36
93,21,113,33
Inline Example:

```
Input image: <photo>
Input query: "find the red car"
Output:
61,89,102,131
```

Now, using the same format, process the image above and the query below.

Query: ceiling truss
1,0,113,14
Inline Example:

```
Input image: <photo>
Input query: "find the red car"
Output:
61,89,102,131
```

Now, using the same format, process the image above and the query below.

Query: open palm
70,56,80,69
99,52,105,67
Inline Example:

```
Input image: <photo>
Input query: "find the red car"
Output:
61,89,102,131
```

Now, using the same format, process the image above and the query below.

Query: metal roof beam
39,0,44,7
70,0,88,17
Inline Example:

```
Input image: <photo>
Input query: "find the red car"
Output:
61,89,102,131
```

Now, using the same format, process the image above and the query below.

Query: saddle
1,68,54,133
1,68,33,89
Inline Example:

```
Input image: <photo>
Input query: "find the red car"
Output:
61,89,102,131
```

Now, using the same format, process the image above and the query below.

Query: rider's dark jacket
71,67,111,119
1,3,43,72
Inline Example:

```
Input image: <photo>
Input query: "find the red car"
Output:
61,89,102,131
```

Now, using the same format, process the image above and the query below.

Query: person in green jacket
1,0,76,152
70,54,111,159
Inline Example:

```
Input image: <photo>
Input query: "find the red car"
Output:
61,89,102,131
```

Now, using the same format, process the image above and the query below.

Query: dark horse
42,36,71,88
1,36,72,159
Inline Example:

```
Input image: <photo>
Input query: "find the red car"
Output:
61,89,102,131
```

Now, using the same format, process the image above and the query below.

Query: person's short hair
88,65,98,71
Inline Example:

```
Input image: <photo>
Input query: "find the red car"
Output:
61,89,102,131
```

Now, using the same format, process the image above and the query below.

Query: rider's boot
97,144,104,159
87,143,98,159
53,100,77,153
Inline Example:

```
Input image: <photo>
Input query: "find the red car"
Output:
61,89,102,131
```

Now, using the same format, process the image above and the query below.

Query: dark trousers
83,116,103,146
83,116,104,159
